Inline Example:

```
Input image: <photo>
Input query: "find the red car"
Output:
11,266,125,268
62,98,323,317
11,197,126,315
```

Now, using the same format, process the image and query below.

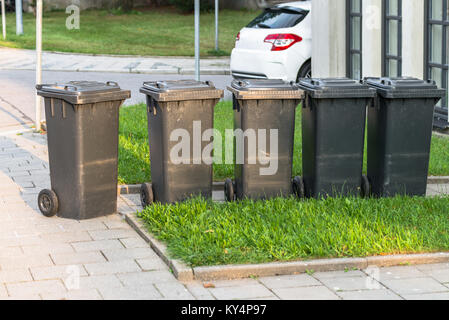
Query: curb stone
118,178,449,195
118,182,225,195
427,176,449,184
118,184,141,195
122,212,449,281
124,212,194,282
365,253,449,267
45,50,231,60
193,258,368,281
433,131,449,139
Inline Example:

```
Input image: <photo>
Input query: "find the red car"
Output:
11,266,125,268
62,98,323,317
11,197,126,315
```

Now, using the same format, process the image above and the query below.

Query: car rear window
247,6,309,29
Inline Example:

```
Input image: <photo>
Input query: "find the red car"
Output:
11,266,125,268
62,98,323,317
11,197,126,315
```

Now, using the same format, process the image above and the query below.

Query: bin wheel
361,175,371,198
224,179,235,202
292,176,305,199
140,183,154,208
38,189,59,217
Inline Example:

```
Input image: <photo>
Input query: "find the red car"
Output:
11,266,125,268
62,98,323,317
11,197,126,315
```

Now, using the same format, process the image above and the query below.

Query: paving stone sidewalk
0,131,448,300
0,48,230,75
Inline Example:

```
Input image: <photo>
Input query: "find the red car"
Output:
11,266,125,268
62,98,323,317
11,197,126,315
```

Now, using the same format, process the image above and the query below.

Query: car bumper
230,48,291,81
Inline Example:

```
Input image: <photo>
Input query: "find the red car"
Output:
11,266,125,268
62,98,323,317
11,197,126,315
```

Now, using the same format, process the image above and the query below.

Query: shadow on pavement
0,132,50,218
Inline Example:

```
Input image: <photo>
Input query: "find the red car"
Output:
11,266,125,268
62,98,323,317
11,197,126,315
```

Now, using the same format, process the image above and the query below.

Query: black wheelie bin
225,79,304,201
139,80,224,207
36,81,131,219
364,77,446,197
296,78,376,199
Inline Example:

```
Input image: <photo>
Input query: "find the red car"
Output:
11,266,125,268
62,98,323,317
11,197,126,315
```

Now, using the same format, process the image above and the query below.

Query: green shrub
169,0,212,12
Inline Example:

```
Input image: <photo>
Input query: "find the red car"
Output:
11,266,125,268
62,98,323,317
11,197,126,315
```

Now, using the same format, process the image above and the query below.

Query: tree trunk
122,0,134,12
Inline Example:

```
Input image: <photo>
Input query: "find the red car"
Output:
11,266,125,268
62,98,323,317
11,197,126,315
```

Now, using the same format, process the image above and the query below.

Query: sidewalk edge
118,178,449,195
124,212,194,282
192,253,449,281
123,211,449,281
118,182,225,195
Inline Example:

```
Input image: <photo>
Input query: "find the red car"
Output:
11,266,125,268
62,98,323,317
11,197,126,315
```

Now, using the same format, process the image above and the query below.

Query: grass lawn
122,101,449,267
138,195,449,267
118,101,449,185
0,8,258,56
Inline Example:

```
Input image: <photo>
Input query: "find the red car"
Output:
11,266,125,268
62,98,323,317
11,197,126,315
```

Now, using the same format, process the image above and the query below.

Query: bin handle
147,96,159,116
205,80,215,88
155,81,166,89
36,84,56,90
232,96,241,112
369,97,379,109
64,85,78,91
106,81,118,87
303,94,312,109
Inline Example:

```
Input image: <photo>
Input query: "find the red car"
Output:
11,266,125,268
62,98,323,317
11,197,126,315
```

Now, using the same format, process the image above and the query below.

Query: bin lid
142,80,216,92
364,77,446,99
231,79,297,91
36,81,131,105
228,79,303,100
140,80,224,102
298,78,376,99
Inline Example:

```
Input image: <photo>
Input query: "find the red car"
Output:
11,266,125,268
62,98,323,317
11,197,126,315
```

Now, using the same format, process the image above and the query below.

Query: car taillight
264,34,302,51
236,32,240,41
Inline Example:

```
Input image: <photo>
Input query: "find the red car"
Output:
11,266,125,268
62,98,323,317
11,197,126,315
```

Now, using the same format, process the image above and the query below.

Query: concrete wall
311,0,347,78
312,0,427,80
362,0,382,78
402,0,425,79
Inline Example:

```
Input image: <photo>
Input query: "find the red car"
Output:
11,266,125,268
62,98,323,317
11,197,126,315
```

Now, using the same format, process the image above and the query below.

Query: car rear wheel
296,60,312,82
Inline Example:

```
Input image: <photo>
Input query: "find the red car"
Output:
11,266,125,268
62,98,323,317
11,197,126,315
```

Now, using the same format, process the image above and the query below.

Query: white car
231,0,311,82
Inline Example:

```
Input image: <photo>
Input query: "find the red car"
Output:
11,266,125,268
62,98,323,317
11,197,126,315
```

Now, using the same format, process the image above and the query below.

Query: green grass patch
118,103,150,185
429,135,449,176
137,195,449,267
0,8,258,56
122,101,449,266
118,101,449,184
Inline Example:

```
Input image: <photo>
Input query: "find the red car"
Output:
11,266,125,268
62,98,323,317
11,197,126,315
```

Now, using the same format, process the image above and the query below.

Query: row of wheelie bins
36,77,445,220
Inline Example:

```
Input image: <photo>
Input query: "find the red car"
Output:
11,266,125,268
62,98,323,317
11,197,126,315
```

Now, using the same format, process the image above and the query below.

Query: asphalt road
0,70,233,122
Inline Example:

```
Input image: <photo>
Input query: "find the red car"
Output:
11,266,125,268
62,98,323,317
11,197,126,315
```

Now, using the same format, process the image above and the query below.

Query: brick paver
258,274,321,289
0,131,448,300
381,277,449,296
319,275,385,292
336,289,402,300
272,286,340,300
378,266,428,280
208,284,276,300
155,282,196,300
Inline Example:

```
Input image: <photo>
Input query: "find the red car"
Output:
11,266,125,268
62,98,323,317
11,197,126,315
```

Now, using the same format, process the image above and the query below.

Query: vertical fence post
35,0,43,131
16,0,23,35
1,0,6,40
215,0,219,51
195,0,200,81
